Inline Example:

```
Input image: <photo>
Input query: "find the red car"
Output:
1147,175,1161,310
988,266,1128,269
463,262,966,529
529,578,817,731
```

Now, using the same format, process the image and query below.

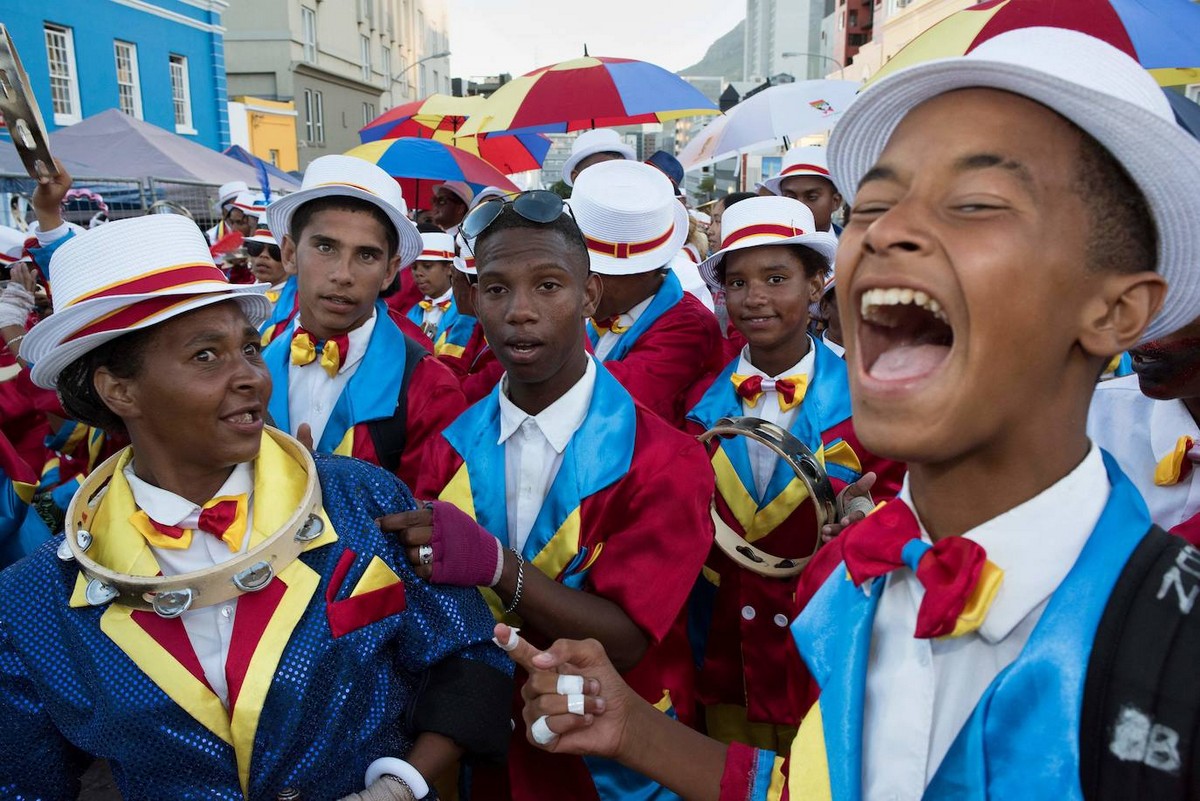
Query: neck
1184,397,1200,428
130,446,238,507
301,307,372,342
747,334,810,378
601,272,664,318
508,349,589,416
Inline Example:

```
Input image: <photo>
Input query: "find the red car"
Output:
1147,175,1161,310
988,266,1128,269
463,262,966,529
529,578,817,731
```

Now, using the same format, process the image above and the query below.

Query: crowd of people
0,23,1198,801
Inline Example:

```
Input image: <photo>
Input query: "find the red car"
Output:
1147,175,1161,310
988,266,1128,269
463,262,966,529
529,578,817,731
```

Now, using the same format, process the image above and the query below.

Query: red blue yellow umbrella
344,137,520,210
456,56,720,137
868,0,1200,87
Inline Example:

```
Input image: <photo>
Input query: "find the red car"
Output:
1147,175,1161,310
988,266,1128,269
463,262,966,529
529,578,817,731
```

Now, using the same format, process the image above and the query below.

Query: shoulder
1088,375,1157,436
632,404,709,470
413,352,462,388
662,293,721,332
314,453,416,513
0,539,76,622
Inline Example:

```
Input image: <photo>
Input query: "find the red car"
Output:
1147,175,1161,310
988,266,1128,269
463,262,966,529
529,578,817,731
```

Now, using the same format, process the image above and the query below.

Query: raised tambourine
698,416,836,579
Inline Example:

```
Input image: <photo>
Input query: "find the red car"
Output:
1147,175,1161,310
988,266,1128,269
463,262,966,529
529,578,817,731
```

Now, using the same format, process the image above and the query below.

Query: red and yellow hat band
584,226,674,259
721,223,808,250
781,162,830,177
68,262,230,308
420,249,455,260
64,292,235,343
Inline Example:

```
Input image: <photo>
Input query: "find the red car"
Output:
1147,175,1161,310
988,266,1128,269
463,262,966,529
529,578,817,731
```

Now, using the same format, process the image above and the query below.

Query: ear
583,273,603,319
281,234,299,276
832,191,844,210
807,270,826,305
381,254,402,292
1077,270,1168,357
92,366,142,422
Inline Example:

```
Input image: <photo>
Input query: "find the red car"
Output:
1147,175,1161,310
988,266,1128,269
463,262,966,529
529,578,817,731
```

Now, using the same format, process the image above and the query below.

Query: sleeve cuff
410,656,513,760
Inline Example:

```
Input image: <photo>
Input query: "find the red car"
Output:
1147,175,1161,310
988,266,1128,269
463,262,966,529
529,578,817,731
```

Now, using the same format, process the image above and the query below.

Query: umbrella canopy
456,56,720,137
868,0,1200,87
344,137,520,209
360,94,486,142
678,80,860,169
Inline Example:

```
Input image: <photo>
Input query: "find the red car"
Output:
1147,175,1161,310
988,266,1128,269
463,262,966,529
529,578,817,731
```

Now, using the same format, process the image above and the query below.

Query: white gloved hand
336,776,417,801
0,282,34,329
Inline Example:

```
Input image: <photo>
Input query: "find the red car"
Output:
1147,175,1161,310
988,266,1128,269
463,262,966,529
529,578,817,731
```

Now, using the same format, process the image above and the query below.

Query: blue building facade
0,0,229,151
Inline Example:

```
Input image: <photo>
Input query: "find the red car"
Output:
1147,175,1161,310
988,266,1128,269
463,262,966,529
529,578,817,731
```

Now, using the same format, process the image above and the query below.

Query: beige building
224,0,451,169
839,0,978,83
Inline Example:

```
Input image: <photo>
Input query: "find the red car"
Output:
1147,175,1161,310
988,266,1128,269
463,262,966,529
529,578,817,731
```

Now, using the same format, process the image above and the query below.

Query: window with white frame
381,44,392,84
168,54,194,132
114,41,143,119
360,35,372,81
301,6,317,63
363,102,376,126
304,88,325,143
44,24,81,125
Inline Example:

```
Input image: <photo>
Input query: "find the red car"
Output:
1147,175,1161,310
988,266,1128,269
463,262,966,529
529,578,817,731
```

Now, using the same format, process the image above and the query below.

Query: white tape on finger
842,494,875,519
531,715,557,746
492,627,521,652
567,694,586,716
556,674,584,696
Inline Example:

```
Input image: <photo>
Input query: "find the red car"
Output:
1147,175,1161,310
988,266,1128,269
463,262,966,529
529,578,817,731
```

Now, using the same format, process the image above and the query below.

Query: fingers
494,623,543,670
522,668,601,699
528,713,596,751
376,507,434,539
850,471,877,497
296,423,315,451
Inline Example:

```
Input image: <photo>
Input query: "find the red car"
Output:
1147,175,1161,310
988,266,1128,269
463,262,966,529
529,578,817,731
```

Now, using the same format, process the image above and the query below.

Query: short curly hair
55,328,155,434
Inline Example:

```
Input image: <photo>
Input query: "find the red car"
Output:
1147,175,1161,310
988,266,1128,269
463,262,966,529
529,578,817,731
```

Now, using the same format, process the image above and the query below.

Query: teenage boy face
412,259,453,299
1132,313,1200,401
780,175,843,232
473,227,600,394
838,88,1118,463
282,207,400,342
723,245,823,354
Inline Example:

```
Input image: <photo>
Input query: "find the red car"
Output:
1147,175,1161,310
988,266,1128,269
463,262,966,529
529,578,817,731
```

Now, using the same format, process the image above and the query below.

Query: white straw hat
697,195,838,291
266,154,422,269
246,221,277,246
569,160,690,276
827,26,1200,343
214,180,248,212
418,231,456,262
453,231,477,275
22,215,271,388
562,128,636,186
761,145,834,197
229,191,267,219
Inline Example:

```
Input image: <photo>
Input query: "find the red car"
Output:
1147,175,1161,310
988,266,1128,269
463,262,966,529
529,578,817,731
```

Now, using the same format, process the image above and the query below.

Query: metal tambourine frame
0,25,58,180
58,429,326,618
698,416,837,579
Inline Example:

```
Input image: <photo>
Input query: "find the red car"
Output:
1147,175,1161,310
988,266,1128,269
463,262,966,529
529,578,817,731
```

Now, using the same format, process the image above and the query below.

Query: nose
505,285,538,325
328,253,354,286
860,195,932,258
232,349,271,396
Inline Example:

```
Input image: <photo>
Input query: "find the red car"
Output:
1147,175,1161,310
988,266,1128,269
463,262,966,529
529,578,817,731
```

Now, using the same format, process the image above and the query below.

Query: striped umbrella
344,138,520,210
868,0,1200,87
456,56,720,137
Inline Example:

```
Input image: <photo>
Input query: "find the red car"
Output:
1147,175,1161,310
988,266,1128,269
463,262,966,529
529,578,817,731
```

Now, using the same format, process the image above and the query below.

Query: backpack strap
366,333,429,474
1080,525,1200,801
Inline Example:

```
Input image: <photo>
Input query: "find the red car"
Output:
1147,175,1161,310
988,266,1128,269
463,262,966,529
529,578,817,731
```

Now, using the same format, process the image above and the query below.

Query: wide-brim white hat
569,160,690,276
246,222,277,246
229,191,268,219
23,215,271,389
214,180,249,212
761,145,835,197
418,231,456,262
697,195,839,291
562,128,636,186
828,26,1200,343
267,154,423,269
453,231,477,275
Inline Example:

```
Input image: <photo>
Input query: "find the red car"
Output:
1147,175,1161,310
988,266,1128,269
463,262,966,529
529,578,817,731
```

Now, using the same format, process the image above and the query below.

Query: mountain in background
678,19,745,80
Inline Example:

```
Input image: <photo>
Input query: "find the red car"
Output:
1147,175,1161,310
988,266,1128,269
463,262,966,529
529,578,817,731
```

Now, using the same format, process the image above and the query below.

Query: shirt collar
294,308,376,374
821,331,845,357
614,294,656,330
425,287,453,305
123,461,254,527
497,358,597,453
895,444,1110,644
735,337,816,381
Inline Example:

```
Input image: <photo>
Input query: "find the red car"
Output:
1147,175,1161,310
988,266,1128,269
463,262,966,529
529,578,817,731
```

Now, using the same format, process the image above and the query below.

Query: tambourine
0,25,58,180
698,416,837,578
59,428,325,618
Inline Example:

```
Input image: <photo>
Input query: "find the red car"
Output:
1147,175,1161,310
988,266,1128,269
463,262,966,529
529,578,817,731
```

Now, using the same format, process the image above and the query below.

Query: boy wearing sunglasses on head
382,189,716,801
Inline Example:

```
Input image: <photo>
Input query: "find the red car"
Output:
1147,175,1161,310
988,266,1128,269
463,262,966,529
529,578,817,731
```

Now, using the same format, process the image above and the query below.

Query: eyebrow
857,165,899,190
953,152,1035,190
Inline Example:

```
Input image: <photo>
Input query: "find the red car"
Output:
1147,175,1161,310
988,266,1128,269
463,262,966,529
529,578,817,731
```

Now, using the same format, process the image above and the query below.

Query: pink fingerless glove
428,501,505,587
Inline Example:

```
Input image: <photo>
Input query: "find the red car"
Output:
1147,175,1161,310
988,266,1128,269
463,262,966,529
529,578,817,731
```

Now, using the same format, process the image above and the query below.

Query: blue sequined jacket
0,453,512,800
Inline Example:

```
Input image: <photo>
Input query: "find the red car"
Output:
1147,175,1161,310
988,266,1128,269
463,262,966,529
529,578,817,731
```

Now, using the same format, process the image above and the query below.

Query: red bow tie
131,495,249,552
592,315,630,336
730,373,808,412
419,298,452,312
291,326,350,378
841,500,1004,639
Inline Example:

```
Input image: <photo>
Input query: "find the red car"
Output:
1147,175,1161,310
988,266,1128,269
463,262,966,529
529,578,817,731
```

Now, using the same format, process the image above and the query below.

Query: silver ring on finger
531,715,557,745
418,544,433,566
567,693,586,715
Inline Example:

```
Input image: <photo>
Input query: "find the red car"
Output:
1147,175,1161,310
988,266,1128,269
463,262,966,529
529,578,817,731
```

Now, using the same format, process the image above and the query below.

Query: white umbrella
679,80,861,170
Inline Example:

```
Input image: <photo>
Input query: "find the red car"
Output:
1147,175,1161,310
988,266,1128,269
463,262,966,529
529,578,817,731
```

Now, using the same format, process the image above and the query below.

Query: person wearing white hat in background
682,195,903,756
244,220,288,305
573,160,723,426
816,275,845,358
446,229,503,403
430,180,474,237
761,144,844,236
669,209,717,313
561,127,636,187
261,154,466,493
0,213,512,800
506,26,1200,801
405,227,457,339
205,179,249,245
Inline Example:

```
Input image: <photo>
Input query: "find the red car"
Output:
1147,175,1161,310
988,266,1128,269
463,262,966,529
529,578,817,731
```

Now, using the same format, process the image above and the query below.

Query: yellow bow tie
1155,435,1199,486
290,328,349,378
591,315,631,336
129,494,250,552
419,298,452,312
730,372,809,412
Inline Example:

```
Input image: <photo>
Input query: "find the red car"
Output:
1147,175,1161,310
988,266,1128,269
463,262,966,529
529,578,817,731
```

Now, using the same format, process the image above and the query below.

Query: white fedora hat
828,26,1200,343
562,128,636,186
569,160,690,276
469,186,512,210
453,231,477,276
418,231,456,262
697,195,838,291
214,180,248,212
229,192,268,220
266,154,422,269
246,220,277,246
23,215,271,389
761,145,834,197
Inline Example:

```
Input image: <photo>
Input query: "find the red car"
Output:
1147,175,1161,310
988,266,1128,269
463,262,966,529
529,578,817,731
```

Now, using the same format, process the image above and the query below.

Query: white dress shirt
497,359,596,553
287,311,376,446
821,331,845,359
1088,374,1200,530
735,341,815,500
594,295,655,361
419,287,453,331
124,461,256,708
861,445,1109,800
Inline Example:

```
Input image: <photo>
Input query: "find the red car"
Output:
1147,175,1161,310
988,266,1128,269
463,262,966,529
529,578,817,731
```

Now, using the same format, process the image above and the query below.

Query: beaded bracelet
504,548,525,614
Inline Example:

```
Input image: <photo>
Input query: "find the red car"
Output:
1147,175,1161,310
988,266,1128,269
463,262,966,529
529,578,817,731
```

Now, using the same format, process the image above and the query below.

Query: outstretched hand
822,471,877,543
31,159,71,231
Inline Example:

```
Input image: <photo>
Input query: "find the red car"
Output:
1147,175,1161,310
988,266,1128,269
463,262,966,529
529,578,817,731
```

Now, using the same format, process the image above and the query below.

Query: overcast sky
445,0,746,79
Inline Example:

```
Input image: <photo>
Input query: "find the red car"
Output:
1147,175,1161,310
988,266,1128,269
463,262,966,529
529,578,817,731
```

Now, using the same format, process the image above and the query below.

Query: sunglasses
460,190,574,243
245,241,281,261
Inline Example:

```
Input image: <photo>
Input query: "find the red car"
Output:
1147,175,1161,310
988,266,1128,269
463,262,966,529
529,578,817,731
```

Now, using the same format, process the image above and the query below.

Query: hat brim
267,185,423,269
24,285,272,389
698,230,839,291
562,142,637,187
827,56,1200,343
585,200,692,276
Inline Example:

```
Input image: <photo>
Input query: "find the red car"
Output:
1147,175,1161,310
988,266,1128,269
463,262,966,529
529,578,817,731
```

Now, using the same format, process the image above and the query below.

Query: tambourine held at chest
698,416,836,579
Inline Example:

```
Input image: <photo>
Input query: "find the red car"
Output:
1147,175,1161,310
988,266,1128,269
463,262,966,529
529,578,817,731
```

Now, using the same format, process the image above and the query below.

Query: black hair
416,222,444,234
473,206,590,277
290,196,399,259
718,243,829,285
55,327,156,434
1072,126,1157,275
721,191,757,209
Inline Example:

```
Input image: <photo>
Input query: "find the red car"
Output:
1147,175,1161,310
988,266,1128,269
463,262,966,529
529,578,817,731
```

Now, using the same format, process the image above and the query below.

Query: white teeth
227,412,253,424
860,287,948,323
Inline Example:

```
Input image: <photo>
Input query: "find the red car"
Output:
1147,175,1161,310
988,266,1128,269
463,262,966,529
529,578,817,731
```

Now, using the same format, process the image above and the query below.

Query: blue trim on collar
587,270,684,361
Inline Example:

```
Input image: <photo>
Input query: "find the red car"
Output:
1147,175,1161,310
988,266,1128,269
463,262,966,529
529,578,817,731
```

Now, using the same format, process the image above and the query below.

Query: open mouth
858,287,954,383
321,295,356,309
221,408,263,427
